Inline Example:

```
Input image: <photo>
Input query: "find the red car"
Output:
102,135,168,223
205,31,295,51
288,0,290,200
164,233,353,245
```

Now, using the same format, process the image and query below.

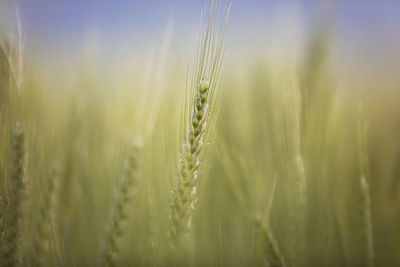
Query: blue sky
9,0,400,76
15,0,400,42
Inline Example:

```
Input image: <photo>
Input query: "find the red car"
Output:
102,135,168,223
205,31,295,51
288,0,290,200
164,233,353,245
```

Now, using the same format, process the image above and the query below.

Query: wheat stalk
358,103,374,267
254,219,286,267
256,174,286,267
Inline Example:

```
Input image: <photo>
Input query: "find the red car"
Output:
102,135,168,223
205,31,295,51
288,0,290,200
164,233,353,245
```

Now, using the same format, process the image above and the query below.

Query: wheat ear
32,164,59,266
169,78,212,246
0,122,25,267
102,142,142,267
169,1,230,249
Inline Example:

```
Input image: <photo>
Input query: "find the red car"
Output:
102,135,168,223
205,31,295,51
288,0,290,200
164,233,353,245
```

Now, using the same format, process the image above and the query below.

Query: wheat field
0,1,400,266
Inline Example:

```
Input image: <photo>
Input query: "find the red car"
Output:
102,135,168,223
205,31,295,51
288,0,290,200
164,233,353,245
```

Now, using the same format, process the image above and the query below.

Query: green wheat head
0,122,25,267
103,142,143,267
32,164,60,267
169,0,230,251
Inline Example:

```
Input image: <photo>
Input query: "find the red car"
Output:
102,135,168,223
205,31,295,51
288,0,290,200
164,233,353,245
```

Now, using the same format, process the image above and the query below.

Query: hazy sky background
7,0,400,80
